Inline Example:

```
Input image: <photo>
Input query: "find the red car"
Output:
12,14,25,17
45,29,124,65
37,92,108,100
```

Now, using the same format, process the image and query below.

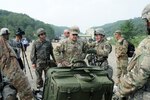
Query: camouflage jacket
54,38,88,66
116,35,150,98
115,38,128,59
0,37,33,100
89,39,112,57
87,39,111,67
30,39,55,64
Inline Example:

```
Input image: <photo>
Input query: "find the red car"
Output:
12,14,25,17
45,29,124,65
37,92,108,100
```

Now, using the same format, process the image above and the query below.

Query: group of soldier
0,3,150,100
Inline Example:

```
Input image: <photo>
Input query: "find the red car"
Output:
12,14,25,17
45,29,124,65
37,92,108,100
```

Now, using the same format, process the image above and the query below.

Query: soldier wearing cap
114,30,128,85
54,26,87,67
30,28,56,88
113,3,150,100
0,28,33,100
9,28,26,70
87,28,113,78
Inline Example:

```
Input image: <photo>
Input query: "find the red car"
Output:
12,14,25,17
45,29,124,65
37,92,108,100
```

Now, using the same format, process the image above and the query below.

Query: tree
120,20,135,41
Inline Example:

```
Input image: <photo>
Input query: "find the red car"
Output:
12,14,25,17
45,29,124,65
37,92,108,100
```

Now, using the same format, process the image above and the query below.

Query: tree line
0,10,67,41
0,9,147,45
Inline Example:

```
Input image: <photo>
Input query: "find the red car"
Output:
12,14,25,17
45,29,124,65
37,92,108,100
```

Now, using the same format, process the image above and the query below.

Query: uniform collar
118,38,124,42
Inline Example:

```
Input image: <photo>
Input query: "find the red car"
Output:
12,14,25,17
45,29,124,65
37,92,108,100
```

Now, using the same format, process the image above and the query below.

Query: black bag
127,41,135,57
121,39,135,58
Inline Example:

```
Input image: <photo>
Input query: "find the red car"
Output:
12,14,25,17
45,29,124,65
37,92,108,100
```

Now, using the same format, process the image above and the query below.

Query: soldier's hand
62,61,70,66
86,49,97,54
32,64,36,69
112,94,119,100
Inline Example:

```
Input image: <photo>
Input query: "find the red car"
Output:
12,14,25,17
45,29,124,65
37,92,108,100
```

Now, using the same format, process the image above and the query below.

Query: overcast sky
0,0,150,32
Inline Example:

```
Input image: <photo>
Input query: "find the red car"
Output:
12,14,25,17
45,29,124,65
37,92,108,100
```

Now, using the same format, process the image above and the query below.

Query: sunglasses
39,33,46,36
72,34,78,36
94,34,103,36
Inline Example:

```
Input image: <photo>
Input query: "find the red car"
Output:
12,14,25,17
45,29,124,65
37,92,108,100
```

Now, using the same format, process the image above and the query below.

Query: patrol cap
94,28,105,36
115,30,122,34
0,28,10,35
142,3,150,21
37,28,46,36
69,26,80,34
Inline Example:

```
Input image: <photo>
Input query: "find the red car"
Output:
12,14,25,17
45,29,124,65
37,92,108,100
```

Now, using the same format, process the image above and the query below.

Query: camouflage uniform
87,28,113,78
54,26,87,67
115,37,128,83
114,3,150,100
54,38,87,67
0,30,33,99
115,36,150,100
30,39,55,88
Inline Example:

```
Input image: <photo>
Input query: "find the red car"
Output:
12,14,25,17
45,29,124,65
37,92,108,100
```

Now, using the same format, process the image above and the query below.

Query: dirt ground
24,42,117,90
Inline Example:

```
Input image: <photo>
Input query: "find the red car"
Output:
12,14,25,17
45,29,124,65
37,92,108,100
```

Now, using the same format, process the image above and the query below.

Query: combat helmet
37,28,46,36
0,28,10,35
142,3,150,21
94,28,105,36
69,26,80,34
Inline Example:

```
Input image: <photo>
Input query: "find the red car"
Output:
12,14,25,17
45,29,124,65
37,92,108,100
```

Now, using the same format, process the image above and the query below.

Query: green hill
0,9,68,41
0,9,147,42
94,17,147,37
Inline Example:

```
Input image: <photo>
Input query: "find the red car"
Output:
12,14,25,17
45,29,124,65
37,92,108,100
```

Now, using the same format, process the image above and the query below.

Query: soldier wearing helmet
0,28,33,99
54,26,88,67
30,28,56,89
114,30,128,85
86,28,113,78
113,3,150,100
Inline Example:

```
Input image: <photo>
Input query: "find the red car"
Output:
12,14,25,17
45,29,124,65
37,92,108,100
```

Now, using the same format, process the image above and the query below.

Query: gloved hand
112,94,119,100
112,85,126,100
112,85,120,100
86,49,97,54
113,85,118,93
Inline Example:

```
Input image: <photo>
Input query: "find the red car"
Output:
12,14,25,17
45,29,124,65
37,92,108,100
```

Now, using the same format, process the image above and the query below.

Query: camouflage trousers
116,58,128,84
35,63,50,88
1,84,17,100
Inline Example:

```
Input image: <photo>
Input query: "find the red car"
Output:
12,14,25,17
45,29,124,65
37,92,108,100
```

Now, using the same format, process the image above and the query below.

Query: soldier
9,28,25,70
63,29,70,39
54,26,87,67
114,30,128,85
30,28,56,89
86,28,113,78
0,28,33,100
60,29,70,43
113,3,150,100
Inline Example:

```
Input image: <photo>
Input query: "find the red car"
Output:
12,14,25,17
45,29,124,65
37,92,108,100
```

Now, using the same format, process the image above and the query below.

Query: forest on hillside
95,17,147,37
0,9,147,45
0,10,67,41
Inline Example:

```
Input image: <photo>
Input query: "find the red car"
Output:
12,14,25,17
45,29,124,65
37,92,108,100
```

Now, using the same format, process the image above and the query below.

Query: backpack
121,39,135,58
127,41,135,57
